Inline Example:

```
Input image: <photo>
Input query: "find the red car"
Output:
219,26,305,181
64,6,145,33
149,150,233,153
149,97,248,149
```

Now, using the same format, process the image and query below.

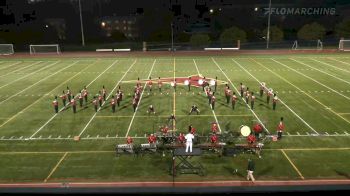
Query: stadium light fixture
45,25,48,28
266,0,272,49
254,7,258,11
101,22,106,27
78,0,85,46
209,9,214,13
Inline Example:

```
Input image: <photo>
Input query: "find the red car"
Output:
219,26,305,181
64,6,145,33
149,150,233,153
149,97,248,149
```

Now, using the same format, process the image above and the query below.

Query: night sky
0,0,348,46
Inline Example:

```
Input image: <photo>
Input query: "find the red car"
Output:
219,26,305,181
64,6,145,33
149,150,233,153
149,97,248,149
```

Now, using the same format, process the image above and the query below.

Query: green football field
0,53,349,183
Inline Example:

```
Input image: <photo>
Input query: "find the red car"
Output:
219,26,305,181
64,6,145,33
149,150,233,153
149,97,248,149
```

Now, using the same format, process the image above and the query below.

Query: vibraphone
140,143,157,153
115,144,134,156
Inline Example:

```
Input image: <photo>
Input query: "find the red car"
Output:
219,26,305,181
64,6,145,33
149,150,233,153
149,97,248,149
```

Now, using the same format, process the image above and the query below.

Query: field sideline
0,53,349,184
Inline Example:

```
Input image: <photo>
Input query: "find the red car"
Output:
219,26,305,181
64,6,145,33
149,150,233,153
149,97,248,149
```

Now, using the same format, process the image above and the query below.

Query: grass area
0,53,349,183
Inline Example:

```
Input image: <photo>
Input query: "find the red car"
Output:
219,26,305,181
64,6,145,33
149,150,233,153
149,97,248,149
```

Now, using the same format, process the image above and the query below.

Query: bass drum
240,125,251,137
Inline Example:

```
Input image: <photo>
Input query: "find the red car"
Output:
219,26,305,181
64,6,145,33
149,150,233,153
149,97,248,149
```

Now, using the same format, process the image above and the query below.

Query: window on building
124,26,126,30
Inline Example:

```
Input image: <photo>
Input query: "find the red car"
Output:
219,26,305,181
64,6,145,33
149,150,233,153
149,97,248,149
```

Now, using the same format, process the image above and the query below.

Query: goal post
292,40,323,50
0,44,14,55
29,44,61,54
339,39,350,51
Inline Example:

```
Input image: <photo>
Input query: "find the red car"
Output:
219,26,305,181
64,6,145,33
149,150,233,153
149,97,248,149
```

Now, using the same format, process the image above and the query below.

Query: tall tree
297,22,326,40
335,19,350,38
219,26,247,46
263,26,284,42
190,34,211,48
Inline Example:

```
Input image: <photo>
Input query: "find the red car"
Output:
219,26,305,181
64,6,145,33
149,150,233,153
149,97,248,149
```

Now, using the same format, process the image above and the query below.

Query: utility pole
266,0,272,49
78,0,85,46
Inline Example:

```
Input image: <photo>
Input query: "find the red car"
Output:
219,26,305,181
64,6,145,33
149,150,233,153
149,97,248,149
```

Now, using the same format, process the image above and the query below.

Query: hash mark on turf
287,132,290,135
335,132,339,135
9,136,14,139
58,135,61,138
87,135,90,138
48,135,51,138
0,136,3,139
97,135,99,138
297,132,300,135
325,132,329,135
68,135,71,138
19,136,23,139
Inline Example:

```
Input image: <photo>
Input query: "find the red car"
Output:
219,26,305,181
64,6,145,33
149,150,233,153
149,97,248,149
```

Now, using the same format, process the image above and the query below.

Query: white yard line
0,60,98,129
125,59,157,137
251,58,350,126
29,59,120,139
232,59,319,135
211,57,270,134
0,61,45,89
0,61,69,106
0,61,22,71
193,59,222,133
310,58,350,74
272,59,350,101
329,57,350,68
0,61,40,78
78,60,138,137
290,58,350,86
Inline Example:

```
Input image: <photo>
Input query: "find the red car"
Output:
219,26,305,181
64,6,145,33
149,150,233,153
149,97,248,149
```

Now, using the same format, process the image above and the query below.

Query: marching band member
211,122,218,133
147,77,153,92
232,92,237,110
66,86,72,102
178,133,185,144
253,123,263,138
187,77,191,91
52,96,59,113
148,133,157,147
247,134,257,146
110,95,116,113
225,86,232,104
126,136,133,148
158,77,162,92
251,92,256,110
260,82,265,97
244,87,250,104
98,91,103,107
102,85,107,101
60,90,67,107
78,91,83,108
70,95,76,113
240,83,244,97
211,92,216,110
83,86,88,104
272,93,278,110
266,89,273,104
147,105,156,115
210,133,218,144
189,104,200,115
277,117,284,140
92,96,98,112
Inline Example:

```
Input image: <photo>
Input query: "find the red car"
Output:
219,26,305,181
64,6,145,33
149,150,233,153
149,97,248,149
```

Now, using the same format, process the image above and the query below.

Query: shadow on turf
335,170,350,179
223,166,244,177
256,166,274,176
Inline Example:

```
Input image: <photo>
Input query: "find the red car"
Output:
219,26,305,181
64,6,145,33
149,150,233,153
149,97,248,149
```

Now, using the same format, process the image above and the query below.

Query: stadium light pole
171,23,174,52
78,0,85,46
266,0,272,49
